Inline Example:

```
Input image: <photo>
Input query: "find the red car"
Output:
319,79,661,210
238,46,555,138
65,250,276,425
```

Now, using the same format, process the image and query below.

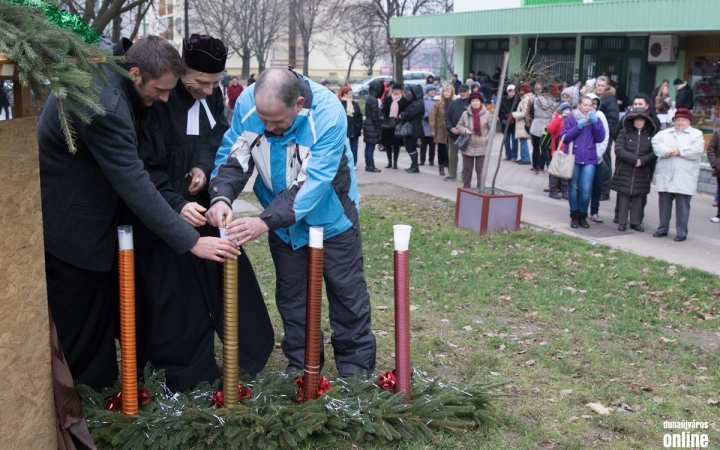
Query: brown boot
439,164,445,176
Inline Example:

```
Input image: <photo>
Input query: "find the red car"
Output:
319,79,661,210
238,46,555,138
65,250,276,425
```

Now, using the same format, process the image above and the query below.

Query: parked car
350,71,434,99
350,75,391,99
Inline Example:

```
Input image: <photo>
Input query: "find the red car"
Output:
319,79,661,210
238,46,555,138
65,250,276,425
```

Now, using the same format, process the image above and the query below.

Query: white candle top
393,224,412,251
117,225,134,251
309,226,323,248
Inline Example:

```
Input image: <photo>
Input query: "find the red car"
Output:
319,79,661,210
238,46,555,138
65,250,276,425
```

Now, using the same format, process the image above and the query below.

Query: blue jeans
364,142,375,165
590,163,603,215
349,137,359,167
504,132,518,159
519,138,530,162
568,163,596,214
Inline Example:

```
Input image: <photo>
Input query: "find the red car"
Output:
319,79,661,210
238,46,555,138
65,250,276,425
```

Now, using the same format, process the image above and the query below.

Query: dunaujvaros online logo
663,420,710,448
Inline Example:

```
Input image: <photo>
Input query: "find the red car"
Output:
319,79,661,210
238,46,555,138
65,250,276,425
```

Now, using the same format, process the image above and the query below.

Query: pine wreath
78,366,500,449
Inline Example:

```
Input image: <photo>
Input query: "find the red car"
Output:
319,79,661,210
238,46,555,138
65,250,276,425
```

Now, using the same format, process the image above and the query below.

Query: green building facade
391,0,720,132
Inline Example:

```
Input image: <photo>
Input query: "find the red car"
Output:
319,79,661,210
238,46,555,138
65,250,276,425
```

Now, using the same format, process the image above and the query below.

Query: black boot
365,162,381,173
393,147,400,169
578,213,590,229
570,211,579,229
385,145,393,168
405,152,420,173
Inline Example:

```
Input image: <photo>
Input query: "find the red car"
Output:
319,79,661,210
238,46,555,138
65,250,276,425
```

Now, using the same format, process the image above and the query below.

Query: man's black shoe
674,236,687,242
630,224,644,232
653,231,668,238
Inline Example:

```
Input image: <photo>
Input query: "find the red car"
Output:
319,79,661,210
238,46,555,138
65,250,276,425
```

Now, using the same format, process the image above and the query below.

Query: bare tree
249,0,287,72
367,0,450,85
189,0,254,77
60,0,153,35
288,0,343,76
358,23,385,76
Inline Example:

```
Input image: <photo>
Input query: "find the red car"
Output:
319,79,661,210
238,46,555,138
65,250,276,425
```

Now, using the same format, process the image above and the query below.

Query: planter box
454,187,523,234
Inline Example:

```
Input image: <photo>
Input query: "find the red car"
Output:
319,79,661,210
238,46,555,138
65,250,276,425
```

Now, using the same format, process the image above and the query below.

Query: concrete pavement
353,139,720,276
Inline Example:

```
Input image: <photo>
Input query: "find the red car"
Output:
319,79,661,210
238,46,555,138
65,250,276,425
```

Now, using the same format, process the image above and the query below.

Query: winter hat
506,84,516,92
425,84,437,93
519,83,532,94
673,108,693,122
182,34,227,73
561,87,575,99
458,84,470,92
469,92,484,102
557,102,571,113
585,93,599,102
673,78,684,86
321,79,330,85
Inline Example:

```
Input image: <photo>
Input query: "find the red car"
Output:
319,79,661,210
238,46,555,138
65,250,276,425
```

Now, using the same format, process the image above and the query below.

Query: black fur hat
182,34,227,73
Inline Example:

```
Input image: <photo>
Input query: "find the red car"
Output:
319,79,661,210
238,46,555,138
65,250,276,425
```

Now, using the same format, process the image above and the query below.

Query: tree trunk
345,51,359,84
111,15,121,42
241,52,251,78
302,38,310,77
393,51,404,86
258,56,266,73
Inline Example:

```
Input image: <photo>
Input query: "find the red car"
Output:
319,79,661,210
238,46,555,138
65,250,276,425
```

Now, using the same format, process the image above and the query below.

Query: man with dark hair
206,68,376,378
132,34,273,392
38,36,238,391
595,76,619,201
451,73,461,94
673,78,694,110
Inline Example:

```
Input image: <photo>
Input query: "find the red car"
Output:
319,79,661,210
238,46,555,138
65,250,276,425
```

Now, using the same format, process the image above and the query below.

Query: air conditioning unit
648,35,678,63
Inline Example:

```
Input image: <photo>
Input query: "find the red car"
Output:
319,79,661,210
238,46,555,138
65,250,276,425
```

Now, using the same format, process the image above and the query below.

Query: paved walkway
353,140,720,276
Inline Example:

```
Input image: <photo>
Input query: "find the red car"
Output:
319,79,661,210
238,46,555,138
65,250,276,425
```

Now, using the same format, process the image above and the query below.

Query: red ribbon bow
210,383,253,408
105,388,151,411
378,369,414,391
293,376,331,402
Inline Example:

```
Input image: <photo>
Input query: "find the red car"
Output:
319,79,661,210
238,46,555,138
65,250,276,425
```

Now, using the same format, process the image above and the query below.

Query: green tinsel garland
78,367,501,450
1,0,100,43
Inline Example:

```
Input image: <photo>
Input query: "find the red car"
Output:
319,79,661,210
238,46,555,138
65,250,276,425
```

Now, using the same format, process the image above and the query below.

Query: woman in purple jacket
562,95,606,228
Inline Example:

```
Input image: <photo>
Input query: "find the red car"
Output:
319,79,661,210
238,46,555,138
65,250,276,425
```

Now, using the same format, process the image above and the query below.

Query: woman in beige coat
511,83,533,164
429,85,454,176
456,92,490,188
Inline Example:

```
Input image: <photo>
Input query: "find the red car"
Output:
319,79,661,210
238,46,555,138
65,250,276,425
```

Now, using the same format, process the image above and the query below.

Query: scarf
443,97,451,113
471,107,482,136
389,92,402,118
343,97,354,117
572,108,589,122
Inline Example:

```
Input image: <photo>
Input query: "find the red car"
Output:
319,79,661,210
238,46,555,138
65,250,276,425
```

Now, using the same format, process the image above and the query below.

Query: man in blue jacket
206,68,376,377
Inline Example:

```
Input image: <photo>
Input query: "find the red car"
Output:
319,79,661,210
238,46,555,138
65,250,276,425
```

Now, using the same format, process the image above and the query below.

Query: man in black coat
674,78,694,110
444,83,470,181
38,36,239,391
595,76,620,201
132,34,274,392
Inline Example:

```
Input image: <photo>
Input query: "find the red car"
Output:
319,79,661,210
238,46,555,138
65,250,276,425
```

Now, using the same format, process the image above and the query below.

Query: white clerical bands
187,99,217,136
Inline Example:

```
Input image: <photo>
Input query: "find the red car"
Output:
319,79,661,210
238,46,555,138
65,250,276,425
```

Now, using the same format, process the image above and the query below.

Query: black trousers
436,143,448,166
531,134,547,171
420,136,435,164
617,194,644,226
45,252,118,391
614,195,647,223
601,140,613,197
657,192,692,238
268,224,376,377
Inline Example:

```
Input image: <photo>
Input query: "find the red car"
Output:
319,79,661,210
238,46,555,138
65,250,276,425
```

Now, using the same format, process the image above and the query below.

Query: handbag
547,135,574,180
381,117,398,130
454,134,469,148
394,122,414,138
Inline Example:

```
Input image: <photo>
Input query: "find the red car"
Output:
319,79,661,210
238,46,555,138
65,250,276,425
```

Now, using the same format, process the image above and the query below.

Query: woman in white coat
512,83,533,165
651,108,705,242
